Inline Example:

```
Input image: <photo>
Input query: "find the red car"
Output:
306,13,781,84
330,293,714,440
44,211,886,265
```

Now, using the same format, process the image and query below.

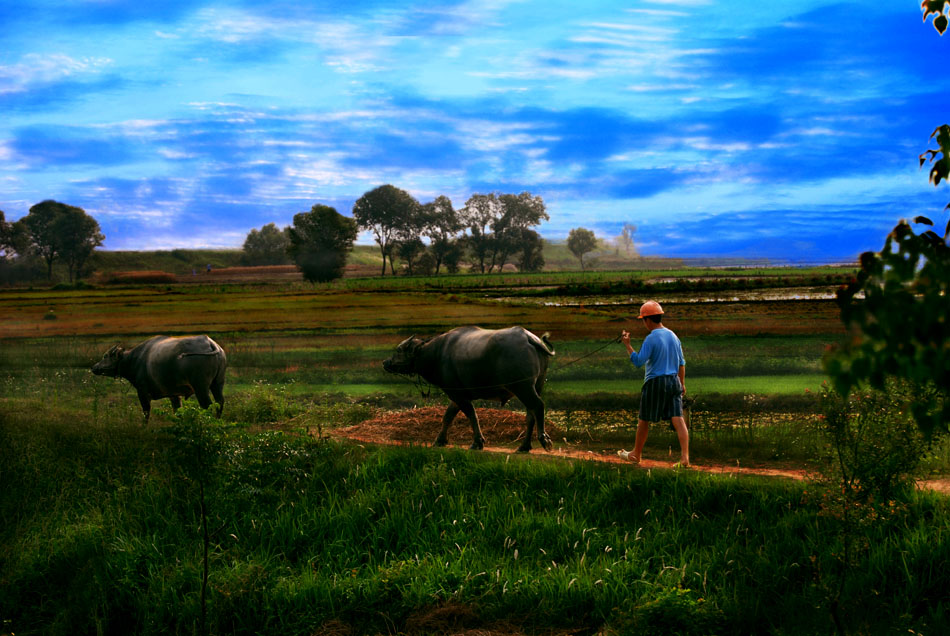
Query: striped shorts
639,374,684,422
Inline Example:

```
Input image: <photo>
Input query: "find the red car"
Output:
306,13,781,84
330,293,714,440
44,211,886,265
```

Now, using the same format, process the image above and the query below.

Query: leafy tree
825,7,950,436
287,204,357,283
460,193,503,273
0,210,11,261
420,195,461,275
395,237,426,275
20,200,104,281
493,192,549,271
567,227,598,271
460,192,548,273
353,184,420,276
242,223,291,266
515,228,545,272
57,205,105,282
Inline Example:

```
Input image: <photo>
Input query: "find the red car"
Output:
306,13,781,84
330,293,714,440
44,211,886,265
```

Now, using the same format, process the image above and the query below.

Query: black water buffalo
92,335,227,421
383,326,555,452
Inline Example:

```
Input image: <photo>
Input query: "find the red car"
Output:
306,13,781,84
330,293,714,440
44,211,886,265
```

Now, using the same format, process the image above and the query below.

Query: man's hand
621,330,630,346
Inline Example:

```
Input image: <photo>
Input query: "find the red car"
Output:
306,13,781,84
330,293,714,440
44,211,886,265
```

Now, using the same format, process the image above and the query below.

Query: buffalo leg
515,383,551,452
456,401,485,450
137,389,152,423
170,396,182,412
435,403,461,447
211,378,225,417
518,410,536,453
195,388,213,410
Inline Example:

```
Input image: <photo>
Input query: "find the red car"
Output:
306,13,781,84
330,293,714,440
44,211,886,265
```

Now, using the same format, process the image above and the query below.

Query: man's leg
633,418,650,462
671,415,689,466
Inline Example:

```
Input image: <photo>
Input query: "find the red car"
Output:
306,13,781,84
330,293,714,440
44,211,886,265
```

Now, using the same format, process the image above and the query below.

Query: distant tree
20,200,104,281
287,204,357,283
567,227,598,271
353,184,421,276
421,195,461,274
493,192,549,271
515,228,545,272
460,193,502,273
460,192,548,273
57,205,105,282
396,237,426,275
619,222,637,256
242,223,291,266
0,210,10,261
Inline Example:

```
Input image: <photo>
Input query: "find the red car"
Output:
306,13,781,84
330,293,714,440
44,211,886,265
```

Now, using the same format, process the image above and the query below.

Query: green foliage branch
825,6,950,436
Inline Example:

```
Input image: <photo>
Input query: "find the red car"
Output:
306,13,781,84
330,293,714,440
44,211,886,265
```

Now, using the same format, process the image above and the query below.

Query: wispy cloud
0,53,112,94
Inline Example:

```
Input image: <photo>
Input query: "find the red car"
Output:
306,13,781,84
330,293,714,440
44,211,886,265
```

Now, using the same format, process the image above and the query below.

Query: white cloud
0,53,111,93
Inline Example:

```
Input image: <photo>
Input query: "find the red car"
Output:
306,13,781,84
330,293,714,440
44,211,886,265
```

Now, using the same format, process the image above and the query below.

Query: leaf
914,215,934,226
936,14,949,34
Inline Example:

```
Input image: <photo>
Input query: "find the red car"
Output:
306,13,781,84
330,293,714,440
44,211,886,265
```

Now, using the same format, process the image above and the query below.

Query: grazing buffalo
92,335,227,421
383,326,555,452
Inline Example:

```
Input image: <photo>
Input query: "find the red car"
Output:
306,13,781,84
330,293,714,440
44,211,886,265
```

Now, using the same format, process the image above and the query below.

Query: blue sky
1,1,948,261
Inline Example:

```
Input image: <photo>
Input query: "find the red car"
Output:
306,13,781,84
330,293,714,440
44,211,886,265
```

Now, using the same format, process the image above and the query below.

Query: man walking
617,300,690,467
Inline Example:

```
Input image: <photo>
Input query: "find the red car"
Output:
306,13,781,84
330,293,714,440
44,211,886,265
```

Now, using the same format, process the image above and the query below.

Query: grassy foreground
2,403,949,636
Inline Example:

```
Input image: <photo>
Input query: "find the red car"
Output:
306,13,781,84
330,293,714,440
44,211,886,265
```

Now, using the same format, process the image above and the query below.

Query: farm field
2,268,949,635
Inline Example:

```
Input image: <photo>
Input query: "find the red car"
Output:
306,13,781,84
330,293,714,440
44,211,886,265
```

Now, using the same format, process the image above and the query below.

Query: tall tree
515,228,545,272
57,205,105,282
492,192,549,271
420,195,461,275
567,227,598,271
460,193,503,273
287,204,357,283
353,184,420,276
21,200,103,281
242,223,291,266
460,192,548,273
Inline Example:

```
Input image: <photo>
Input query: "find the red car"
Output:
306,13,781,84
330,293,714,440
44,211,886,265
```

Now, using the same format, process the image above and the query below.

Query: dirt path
330,406,950,493
332,407,810,481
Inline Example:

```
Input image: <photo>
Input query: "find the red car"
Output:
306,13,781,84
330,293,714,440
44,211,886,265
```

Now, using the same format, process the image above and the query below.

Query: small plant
168,405,227,636
812,384,923,633
609,588,725,636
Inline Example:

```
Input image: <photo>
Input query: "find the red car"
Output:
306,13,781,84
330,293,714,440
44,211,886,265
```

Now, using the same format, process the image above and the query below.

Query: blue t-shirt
629,327,685,382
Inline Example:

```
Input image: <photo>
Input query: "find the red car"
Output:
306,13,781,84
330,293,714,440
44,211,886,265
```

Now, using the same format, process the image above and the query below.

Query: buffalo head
382,336,425,374
92,345,125,377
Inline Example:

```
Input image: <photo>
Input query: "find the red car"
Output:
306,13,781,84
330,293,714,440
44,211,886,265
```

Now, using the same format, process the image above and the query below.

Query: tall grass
1,398,948,635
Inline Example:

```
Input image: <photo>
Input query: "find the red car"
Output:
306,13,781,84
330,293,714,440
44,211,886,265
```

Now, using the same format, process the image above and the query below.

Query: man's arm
678,364,686,396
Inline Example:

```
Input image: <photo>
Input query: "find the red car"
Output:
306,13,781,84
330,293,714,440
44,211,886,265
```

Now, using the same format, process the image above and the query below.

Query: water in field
492,285,846,307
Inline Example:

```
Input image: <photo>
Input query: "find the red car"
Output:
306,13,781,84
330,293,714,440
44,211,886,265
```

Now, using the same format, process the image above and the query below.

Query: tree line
245,185,553,282
1,186,620,285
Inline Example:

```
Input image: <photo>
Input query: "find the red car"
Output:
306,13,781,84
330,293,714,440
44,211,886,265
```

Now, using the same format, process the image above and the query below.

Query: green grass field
2,268,949,635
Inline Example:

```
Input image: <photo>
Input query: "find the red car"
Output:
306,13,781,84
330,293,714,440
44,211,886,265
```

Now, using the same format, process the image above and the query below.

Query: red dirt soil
331,406,950,493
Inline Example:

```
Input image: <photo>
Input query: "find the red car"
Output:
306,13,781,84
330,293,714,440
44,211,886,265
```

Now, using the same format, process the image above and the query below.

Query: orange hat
637,300,663,319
